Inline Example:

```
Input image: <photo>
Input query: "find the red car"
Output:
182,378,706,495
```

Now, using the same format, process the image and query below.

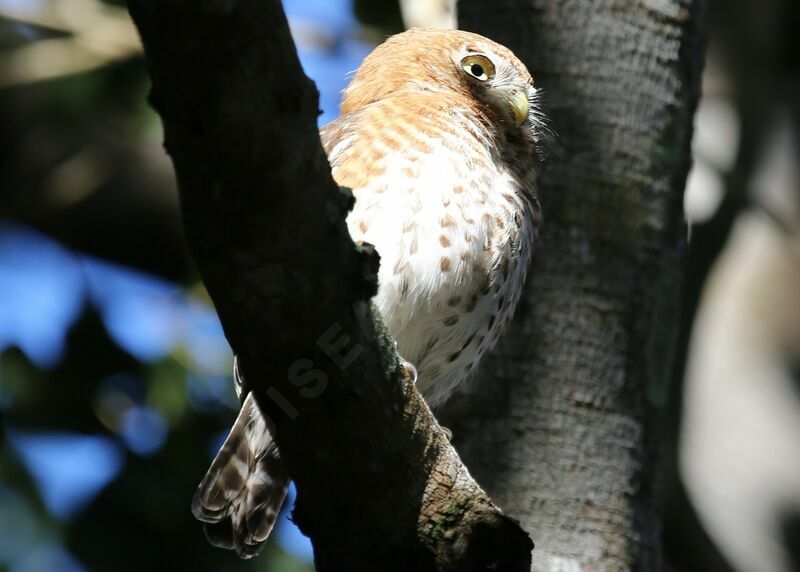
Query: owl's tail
191,392,289,559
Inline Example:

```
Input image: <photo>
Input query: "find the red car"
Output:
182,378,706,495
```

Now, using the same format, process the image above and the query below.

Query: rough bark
439,1,707,570
126,0,532,570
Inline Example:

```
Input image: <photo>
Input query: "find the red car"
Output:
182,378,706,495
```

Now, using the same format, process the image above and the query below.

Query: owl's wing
320,113,354,158
191,360,289,559
319,108,374,170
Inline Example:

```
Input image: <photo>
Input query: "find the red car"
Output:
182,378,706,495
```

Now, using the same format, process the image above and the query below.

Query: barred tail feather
191,392,289,559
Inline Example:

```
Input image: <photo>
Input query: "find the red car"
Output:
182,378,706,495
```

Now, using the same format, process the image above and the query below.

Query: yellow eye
461,55,495,81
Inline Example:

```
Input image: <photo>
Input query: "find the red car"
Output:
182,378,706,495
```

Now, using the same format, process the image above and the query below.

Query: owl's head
340,28,543,142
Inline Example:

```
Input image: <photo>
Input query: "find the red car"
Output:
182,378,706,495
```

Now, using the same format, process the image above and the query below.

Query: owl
192,28,544,558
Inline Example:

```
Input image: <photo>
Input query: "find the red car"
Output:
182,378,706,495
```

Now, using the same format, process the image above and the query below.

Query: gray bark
439,1,707,570
126,0,532,570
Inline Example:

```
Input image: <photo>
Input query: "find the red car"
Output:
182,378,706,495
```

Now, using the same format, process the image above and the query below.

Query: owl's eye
461,55,495,81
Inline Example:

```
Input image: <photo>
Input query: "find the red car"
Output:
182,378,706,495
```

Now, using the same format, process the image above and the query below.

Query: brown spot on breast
440,257,451,272
383,135,401,152
410,237,419,255
439,235,451,247
453,185,465,194
358,220,368,233
369,149,384,164
460,251,472,262
415,139,432,154
441,214,456,227
447,295,462,307
444,315,459,326
403,221,416,233
464,294,478,312
495,216,505,230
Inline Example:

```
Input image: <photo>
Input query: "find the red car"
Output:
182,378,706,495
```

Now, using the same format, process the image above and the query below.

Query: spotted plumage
324,28,542,405
192,28,544,558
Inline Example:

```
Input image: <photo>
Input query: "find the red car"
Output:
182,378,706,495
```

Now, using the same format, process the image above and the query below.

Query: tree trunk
439,1,707,570
126,0,532,570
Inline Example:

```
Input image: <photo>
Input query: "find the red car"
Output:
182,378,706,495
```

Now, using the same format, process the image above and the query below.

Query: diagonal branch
125,0,533,570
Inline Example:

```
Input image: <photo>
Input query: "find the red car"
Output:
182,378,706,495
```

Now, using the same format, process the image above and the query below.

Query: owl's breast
340,141,538,406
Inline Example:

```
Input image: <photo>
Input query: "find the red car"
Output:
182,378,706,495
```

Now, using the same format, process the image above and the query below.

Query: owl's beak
508,90,529,127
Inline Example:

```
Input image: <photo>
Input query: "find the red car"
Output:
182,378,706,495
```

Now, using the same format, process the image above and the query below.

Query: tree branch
126,0,532,570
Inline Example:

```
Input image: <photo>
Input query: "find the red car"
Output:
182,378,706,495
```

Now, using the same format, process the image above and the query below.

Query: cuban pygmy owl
192,28,544,558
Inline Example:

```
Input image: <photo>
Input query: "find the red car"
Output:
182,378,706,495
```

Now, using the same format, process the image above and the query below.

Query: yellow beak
509,90,529,127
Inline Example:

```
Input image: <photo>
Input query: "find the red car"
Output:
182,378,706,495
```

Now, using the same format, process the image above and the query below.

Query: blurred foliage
0,305,313,571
